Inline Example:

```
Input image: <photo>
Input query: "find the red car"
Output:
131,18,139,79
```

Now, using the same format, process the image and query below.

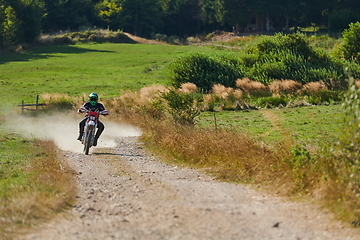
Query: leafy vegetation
162,89,201,125
2,0,360,49
3,31,360,226
169,33,350,89
341,22,360,64
168,52,243,91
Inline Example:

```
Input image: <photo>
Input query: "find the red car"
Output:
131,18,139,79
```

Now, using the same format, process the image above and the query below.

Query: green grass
1,43,216,108
0,117,76,237
0,130,34,198
276,105,342,144
197,104,342,145
197,110,282,143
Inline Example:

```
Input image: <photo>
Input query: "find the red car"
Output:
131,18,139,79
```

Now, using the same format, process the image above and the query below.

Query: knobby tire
85,130,92,155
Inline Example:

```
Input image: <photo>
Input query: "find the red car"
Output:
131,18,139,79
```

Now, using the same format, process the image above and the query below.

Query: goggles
90,98,98,101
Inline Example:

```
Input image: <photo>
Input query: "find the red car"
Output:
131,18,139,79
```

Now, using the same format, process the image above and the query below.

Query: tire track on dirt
261,109,293,148
19,137,358,240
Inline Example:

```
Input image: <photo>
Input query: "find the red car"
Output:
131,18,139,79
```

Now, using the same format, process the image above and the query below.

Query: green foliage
256,96,288,108
3,6,19,46
329,9,360,31
97,1,124,30
168,34,348,89
140,99,165,120
242,33,346,85
341,22,360,64
168,52,243,91
303,90,343,105
337,82,360,195
162,89,201,125
281,144,320,193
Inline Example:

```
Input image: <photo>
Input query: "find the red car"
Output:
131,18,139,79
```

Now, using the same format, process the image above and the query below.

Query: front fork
82,122,97,145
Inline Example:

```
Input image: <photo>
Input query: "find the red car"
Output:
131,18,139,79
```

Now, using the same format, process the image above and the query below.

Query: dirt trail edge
20,136,358,240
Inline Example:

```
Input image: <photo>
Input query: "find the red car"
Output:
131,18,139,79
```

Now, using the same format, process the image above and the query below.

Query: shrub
168,52,243,91
341,22,360,64
256,96,288,108
162,89,201,125
242,33,346,85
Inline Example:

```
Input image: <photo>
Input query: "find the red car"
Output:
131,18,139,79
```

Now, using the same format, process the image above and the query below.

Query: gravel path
20,136,359,240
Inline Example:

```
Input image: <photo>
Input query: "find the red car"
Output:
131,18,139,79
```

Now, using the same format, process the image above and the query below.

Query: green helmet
89,92,98,106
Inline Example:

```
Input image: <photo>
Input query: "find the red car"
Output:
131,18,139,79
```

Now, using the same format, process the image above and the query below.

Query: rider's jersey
78,102,108,116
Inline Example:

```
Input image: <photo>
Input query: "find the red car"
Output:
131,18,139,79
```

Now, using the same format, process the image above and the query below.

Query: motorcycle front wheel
84,130,92,155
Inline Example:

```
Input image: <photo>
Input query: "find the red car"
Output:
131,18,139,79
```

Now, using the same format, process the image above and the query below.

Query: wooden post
36,95,39,110
21,100,24,114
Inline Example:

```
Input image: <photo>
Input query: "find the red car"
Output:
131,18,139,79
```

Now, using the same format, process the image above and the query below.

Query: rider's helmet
89,92,98,106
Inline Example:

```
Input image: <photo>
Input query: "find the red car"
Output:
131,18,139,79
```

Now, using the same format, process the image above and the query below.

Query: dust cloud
6,113,142,153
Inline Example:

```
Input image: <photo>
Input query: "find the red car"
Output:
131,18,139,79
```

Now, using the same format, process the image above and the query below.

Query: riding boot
77,131,83,141
93,131,101,146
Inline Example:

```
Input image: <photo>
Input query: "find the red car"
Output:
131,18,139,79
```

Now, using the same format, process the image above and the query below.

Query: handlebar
77,108,108,115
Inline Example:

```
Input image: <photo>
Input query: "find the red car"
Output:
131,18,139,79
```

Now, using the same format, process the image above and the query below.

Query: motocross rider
77,92,108,146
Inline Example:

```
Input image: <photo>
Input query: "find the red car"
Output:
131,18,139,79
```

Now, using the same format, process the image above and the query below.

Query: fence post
36,95,39,110
21,100,24,114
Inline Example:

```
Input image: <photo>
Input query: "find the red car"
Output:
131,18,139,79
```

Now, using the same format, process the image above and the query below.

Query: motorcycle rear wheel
84,130,92,155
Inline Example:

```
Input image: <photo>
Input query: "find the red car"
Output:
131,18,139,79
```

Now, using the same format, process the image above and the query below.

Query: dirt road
18,135,359,240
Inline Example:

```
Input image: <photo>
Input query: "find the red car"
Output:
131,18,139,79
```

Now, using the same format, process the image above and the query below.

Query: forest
1,0,360,47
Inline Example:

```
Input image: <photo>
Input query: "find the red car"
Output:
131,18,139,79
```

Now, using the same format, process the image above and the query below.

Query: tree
223,0,248,32
160,0,201,37
3,5,20,45
341,22,360,64
199,0,226,30
42,0,95,32
97,1,124,29
120,0,163,37
16,0,45,42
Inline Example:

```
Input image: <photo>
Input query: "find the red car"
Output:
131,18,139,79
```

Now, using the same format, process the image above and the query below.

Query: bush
256,96,288,108
341,22,360,64
168,52,243,91
303,90,343,105
242,33,346,85
162,89,201,125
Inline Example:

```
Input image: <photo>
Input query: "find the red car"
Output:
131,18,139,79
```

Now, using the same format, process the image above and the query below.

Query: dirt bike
81,109,106,155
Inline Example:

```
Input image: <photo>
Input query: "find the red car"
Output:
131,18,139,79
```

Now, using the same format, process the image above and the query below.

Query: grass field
2,40,358,226
197,104,343,146
0,116,75,238
1,43,216,108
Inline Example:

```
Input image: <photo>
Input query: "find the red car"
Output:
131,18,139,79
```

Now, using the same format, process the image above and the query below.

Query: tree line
1,0,360,47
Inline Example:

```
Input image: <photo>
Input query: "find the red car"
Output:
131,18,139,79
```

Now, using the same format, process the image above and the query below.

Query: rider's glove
77,107,87,113
100,110,108,115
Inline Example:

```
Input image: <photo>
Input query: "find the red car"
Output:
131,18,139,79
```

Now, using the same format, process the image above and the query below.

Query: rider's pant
79,118,105,139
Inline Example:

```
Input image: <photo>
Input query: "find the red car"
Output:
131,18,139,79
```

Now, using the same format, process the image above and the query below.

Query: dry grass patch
178,82,198,93
236,78,268,95
0,140,76,238
119,84,168,107
302,81,328,92
269,80,302,95
212,84,234,99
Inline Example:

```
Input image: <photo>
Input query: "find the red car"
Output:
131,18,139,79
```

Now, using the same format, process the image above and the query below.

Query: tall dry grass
236,78,268,95
105,86,360,224
302,81,328,92
178,82,198,93
212,84,234,99
118,84,168,107
0,140,76,238
269,80,302,95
